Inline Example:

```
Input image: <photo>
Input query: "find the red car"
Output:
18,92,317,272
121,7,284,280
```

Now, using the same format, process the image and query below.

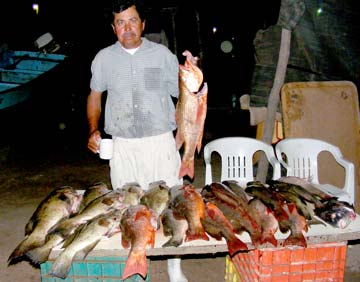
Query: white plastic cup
99,139,114,160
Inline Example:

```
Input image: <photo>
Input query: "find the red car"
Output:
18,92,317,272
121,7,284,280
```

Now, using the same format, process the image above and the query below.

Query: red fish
169,184,209,242
247,198,279,247
201,202,248,256
120,205,157,280
282,203,308,248
245,181,308,247
201,182,263,247
175,50,208,179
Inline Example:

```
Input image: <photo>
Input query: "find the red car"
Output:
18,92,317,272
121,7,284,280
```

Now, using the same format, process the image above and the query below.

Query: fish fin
178,159,195,179
26,233,66,265
185,229,209,242
122,250,148,280
121,236,130,249
196,132,204,154
62,223,87,248
8,241,27,265
175,131,184,150
26,246,52,265
76,240,100,260
25,220,35,236
307,217,327,226
8,234,42,265
195,92,207,153
49,252,73,279
227,237,248,256
207,232,222,241
162,238,183,248
283,233,307,248
261,233,278,247
149,230,156,248
249,233,263,248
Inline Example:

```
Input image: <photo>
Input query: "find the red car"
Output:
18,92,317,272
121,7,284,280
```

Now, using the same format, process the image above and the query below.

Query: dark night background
0,0,280,157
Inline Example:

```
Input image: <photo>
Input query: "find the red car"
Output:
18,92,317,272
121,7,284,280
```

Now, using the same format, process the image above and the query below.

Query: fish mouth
338,218,351,229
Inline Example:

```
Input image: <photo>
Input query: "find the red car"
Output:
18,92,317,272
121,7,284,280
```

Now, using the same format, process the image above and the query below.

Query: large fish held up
175,50,208,179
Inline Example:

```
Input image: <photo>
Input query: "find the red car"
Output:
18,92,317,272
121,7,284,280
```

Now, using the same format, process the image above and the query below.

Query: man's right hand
88,130,101,154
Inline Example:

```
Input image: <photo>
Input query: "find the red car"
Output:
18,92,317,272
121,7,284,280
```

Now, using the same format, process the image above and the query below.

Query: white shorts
109,132,183,190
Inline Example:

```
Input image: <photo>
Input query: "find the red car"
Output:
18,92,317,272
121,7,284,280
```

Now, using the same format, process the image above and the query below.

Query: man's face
112,5,145,49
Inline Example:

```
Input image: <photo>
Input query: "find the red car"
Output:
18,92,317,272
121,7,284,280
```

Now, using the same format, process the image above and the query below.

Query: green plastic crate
40,256,150,282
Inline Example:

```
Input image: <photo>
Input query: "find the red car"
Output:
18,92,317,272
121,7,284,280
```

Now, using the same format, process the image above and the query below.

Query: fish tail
49,252,73,279
283,233,307,248
8,244,26,265
26,235,64,265
185,228,209,242
226,237,248,257
249,234,263,248
162,238,183,248
261,233,278,247
122,250,148,280
178,159,195,179
26,245,52,265
8,235,42,265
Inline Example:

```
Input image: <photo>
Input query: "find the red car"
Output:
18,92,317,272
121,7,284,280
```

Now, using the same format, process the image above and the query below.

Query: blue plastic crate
40,256,150,282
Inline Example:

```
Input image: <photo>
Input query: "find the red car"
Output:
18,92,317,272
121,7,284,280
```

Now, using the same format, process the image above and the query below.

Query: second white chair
204,137,281,187
275,138,355,204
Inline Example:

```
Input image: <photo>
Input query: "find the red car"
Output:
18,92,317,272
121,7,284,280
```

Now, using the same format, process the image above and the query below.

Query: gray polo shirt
90,38,179,138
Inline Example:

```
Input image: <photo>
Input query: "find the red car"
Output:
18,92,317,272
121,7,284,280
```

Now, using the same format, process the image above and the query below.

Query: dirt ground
1,137,360,282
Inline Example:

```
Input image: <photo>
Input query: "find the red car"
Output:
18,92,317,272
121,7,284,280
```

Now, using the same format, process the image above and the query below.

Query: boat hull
0,51,67,110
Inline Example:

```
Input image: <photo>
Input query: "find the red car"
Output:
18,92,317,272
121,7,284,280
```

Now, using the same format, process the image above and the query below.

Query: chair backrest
204,137,281,187
275,138,355,203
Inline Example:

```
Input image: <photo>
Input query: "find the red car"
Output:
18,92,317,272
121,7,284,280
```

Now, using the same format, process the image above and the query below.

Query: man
87,1,187,281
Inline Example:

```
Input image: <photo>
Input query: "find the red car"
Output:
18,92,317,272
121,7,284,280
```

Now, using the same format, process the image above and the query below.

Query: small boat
0,50,67,110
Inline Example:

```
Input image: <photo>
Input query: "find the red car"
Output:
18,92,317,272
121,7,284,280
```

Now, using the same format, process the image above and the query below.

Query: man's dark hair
111,0,146,22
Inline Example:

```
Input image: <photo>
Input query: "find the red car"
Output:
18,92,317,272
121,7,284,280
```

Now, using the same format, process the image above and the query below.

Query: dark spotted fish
8,186,82,265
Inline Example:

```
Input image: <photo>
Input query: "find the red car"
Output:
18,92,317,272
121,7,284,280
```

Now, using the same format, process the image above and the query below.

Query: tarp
250,0,360,107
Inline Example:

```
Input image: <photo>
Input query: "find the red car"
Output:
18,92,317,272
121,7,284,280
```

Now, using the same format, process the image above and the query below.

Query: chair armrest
269,156,282,180
205,163,213,185
326,145,355,200
334,156,355,203
204,146,213,185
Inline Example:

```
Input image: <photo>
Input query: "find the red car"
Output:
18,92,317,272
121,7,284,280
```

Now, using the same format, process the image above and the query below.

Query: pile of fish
175,50,208,179
8,177,357,280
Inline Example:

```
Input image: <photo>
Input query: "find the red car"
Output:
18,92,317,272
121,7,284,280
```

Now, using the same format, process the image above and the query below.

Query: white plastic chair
204,137,281,187
275,138,355,204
